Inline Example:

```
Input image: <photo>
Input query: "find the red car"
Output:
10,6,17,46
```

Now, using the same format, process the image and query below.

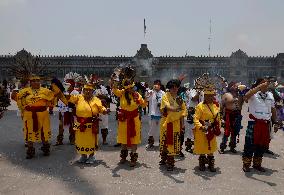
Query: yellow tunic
160,92,187,156
69,95,106,155
17,87,55,142
112,88,146,145
193,102,220,154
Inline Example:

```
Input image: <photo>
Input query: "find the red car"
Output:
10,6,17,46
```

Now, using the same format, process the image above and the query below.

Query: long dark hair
125,90,131,105
166,79,181,90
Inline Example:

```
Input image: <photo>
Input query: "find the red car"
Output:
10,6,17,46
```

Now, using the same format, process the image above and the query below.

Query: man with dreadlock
159,79,187,171
111,77,147,167
16,75,67,159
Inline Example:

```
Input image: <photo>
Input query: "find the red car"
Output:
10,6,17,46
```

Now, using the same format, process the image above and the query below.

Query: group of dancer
8,65,284,173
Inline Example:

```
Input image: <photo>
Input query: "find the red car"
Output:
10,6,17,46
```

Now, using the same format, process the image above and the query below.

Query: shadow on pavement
263,152,281,159
111,161,151,177
0,111,100,194
159,165,186,183
192,166,221,180
244,167,278,186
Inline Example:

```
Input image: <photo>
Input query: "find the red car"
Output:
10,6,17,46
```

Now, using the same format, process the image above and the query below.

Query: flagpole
144,18,146,40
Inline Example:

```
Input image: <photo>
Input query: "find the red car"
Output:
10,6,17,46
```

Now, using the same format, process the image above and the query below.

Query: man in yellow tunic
16,75,65,159
193,84,221,172
69,83,107,164
111,78,147,167
159,79,187,171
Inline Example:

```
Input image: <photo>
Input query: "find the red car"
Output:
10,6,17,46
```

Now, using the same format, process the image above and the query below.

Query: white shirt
185,89,204,108
146,89,165,116
94,85,109,97
58,90,79,113
248,91,275,120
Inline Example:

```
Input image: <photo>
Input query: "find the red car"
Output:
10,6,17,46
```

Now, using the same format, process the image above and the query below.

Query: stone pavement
0,103,284,195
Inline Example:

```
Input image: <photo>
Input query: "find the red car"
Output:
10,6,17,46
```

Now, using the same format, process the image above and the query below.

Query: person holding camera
68,81,107,164
145,80,165,149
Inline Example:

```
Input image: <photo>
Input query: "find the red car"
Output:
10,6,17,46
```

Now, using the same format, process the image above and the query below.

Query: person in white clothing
145,80,165,149
94,84,111,145
184,86,204,153
242,78,280,172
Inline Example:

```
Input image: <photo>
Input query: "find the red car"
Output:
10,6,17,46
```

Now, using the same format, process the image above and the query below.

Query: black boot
219,142,226,154
26,147,35,159
166,156,175,171
229,142,237,153
242,156,252,172
41,143,50,156
253,156,266,172
185,138,193,153
55,134,64,146
198,155,206,171
147,136,154,149
130,152,138,167
120,149,128,164
101,128,108,145
159,152,167,165
114,143,121,147
207,155,216,172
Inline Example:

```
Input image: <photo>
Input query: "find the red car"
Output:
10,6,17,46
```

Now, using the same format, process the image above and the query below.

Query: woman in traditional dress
111,78,147,167
159,79,187,171
193,83,221,172
69,82,107,164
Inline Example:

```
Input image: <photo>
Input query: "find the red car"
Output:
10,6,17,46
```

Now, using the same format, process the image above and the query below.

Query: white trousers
184,117,194,140
99,114,109,129
148,117,160,143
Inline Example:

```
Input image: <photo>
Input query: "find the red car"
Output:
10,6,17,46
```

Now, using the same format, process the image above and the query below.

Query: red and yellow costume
160,92,187,156
112,87,147,146
17,87,55,143
193,102,221,154
69,94,106,155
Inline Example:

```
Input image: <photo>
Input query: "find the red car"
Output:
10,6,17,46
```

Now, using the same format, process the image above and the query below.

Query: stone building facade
0,44,284,86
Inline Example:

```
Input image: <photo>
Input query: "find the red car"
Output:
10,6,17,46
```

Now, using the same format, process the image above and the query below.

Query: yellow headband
124,82,135,89
204,89,216,95
29,75,41,81
83,84,94,90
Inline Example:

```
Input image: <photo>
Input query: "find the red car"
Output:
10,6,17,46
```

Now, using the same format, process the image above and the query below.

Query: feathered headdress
83,74,103,90
111,64,136,89
8,50,47,82
64,72,83,86
194,73,217,95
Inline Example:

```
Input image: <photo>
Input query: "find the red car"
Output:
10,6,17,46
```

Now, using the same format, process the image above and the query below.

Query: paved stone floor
0,103,284,195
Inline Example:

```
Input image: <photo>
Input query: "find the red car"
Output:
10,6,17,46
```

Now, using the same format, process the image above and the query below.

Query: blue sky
0,0,283,57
